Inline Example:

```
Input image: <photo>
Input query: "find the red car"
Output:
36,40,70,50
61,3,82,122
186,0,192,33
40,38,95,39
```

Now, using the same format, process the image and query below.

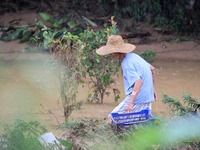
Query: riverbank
0,9,200,62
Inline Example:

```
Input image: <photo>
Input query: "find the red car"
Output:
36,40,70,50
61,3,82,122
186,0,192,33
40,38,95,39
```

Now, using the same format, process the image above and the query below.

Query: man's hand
125,102,133,113
154,90,157,102
150,65,157,102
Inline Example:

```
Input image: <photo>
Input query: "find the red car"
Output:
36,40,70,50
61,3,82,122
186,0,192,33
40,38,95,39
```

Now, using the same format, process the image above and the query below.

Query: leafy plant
0,120,47,150
1,0,200,42
42,16,157,105
62,117,200,150
0,120,72,150
56,138,72,149
59,66,82,121
1,26,32,43
78,17,120,103
138,50,156,63
0,12,96,44
162,93,200,116
115,117,200,150
43,16,121,104
183,94,200,115
43,31,83,121
59,119,121,149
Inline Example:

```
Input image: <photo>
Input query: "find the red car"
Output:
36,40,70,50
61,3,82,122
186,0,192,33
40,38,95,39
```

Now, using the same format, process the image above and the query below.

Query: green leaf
96,58,100,63
107,73,111,79
39,12,51,21
22,26,28,34
67,20,77,29
39,12,55,24
82,16,97,27
43,31,50,39
53,31,64,39
88,94,92,97
58,15,69,25
80,79,85,83
52,22,61,29
115,95,120,102
56,138,72,148
3,29,22,41
82,56,86,60
20,31,32,43
100,75,106,82
35,20,46,30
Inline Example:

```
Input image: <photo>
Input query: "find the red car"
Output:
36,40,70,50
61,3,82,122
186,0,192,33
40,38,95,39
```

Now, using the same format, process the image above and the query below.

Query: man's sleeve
126,68,141,90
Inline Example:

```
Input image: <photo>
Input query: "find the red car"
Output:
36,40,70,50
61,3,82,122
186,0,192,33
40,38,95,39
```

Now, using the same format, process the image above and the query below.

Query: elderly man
96,35,157,123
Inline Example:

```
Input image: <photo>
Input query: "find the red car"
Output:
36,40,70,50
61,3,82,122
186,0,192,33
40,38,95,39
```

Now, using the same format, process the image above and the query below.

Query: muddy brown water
0,53,200,135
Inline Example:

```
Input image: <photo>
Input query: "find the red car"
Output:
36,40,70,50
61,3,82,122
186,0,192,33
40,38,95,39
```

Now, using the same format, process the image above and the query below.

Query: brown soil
0,9,38,26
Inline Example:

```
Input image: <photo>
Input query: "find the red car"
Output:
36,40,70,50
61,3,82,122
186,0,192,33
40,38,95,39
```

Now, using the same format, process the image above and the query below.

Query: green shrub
0,120,72,149
43,17,121,104
162,93,200,116
43,16,157,105
78,18,120,103
138,50,156,63
43,31,83,121
0,120,47,150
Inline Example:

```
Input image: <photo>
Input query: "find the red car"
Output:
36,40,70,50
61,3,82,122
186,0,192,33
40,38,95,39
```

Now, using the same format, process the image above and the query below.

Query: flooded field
0,53,200,134
0,55,58,126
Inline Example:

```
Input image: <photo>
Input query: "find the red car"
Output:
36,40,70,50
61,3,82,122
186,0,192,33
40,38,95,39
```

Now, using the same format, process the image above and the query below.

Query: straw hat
96,35,136,55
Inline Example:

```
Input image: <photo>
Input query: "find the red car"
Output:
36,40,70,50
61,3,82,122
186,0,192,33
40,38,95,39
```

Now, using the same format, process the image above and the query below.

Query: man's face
109,53,121,60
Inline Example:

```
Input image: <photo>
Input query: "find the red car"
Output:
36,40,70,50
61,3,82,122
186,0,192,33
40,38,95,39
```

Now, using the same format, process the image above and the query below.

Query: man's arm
125,79,143,113
150,65,157,102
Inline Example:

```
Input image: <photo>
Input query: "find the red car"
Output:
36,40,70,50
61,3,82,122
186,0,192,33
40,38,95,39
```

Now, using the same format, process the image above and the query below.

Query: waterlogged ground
0,54,60,129
0,40,200,136
71,59,200,120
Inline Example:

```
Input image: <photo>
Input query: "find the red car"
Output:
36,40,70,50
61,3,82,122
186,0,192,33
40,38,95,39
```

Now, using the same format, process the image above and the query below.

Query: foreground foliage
0,120,47,150
162,93,200,116
0,120,72,150
0,109,199,150
59,116,200,150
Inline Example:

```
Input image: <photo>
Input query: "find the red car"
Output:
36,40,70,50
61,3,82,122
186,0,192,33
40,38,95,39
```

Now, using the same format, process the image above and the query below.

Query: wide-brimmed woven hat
96,35,136,55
